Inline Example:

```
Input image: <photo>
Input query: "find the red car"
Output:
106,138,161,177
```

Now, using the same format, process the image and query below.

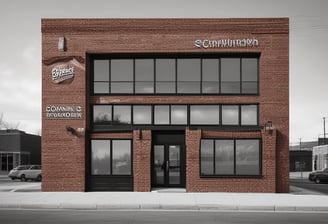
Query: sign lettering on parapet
45,105,82,119
194,38,259,48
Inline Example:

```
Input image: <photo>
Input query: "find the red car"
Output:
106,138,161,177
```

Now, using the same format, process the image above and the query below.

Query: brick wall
133,129,151,192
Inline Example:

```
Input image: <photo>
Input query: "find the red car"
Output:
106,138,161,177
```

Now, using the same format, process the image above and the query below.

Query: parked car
8,165,42,182
308,168,328,184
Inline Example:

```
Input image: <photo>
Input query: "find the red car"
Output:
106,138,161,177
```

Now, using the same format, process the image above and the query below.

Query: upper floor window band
91,55,259,95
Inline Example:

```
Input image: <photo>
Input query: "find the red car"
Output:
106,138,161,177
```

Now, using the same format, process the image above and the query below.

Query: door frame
151,131,186,188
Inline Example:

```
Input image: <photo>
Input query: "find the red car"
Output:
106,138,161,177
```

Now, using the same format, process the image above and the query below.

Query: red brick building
42,18,289,192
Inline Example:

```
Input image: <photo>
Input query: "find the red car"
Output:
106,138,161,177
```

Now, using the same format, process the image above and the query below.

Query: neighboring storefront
42,18,289,192
0,129,41,173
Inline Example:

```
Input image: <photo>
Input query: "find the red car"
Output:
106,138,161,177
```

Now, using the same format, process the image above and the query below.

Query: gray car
8,165,42,182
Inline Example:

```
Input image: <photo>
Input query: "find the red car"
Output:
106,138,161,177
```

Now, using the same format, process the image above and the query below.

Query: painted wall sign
43,56,85,85
45,105,82,119
51,64,75,84
194,38,259,48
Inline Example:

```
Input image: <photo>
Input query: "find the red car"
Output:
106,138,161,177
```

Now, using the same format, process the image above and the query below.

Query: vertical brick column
133,129,151,192
261,128,277,192
185,128,202,192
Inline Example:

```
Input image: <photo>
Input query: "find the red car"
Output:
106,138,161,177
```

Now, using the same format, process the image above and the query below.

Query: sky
0,0,327,144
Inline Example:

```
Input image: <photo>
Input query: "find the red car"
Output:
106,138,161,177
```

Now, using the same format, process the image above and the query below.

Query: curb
1,203,328,212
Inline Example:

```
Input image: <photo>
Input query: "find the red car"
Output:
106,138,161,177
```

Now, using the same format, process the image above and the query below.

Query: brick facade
42,18,289,192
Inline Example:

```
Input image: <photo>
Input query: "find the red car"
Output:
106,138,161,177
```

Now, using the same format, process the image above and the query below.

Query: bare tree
0,112,20,130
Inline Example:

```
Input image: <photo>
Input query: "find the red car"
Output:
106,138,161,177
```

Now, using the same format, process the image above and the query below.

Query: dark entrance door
152,132,185,188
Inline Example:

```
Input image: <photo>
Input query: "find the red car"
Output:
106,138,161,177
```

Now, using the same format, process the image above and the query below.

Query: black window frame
91,104,259,131
90,139,133,177
90,54,259,96
199,138,262,178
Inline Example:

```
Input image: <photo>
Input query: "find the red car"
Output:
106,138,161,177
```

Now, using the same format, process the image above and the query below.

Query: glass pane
215,140,234,175
202,59,219,81
171,105,187,125
93,105,112,124
177,59,201,81
202,82,219,94
154,145,165,185
111,82,133,94
242,58,258,81
242,58,258,94
135,59,154,81
221,82,240,94
169,145,181,185
154,105,170,124
200,140,214,175
112,140,131,175
133,105,152,124
177,82,200,93
221,58,240,94
236,140,260,175
169,167,180,185
113,106,131,124
156,82,176,93
135,82,154,93
190,105,220,125
222,105,239,125
156,59,175,81
94,60,109,81
241,105,258,125
94,82,109,94
91,140,111,175
169,145,180,167
111,59,133,81
242,82,258,94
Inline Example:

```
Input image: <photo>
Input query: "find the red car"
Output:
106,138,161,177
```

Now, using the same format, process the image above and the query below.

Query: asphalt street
1,210,328,224
0,175,41,192
1,175,328,194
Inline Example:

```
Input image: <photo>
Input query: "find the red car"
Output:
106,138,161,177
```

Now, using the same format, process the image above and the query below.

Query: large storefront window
91,139,132,176
91,55,259,95
200,139,261,176
92,104,259,129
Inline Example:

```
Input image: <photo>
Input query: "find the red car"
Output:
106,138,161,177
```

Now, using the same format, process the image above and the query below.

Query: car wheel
315,177,321,184
36,175,42,182
20,174,26,182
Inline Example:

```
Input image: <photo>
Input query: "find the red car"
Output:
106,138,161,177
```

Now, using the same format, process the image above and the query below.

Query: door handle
166,161,169,172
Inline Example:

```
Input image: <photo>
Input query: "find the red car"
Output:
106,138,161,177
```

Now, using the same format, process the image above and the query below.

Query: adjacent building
42,18,289,192
0,129,41,173
312,145,328,171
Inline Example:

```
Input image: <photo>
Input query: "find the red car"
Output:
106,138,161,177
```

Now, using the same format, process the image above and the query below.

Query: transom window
92,104,258,130
91,55,259,95
200,139,261,176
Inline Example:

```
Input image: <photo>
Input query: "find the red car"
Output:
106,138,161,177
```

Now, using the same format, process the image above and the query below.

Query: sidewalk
1,174,328,212
1,190,328,212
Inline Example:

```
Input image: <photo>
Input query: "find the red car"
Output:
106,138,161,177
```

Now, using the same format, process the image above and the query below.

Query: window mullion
233,140,236,175
213,139,216,175
110,140,113,175
108,59,111,94
240,58,242,94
